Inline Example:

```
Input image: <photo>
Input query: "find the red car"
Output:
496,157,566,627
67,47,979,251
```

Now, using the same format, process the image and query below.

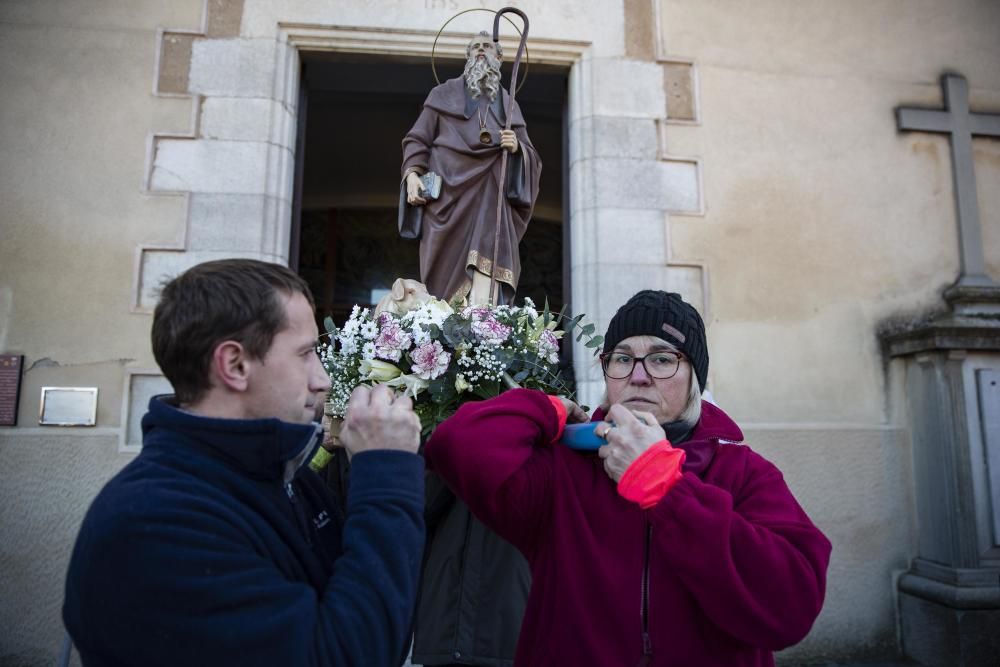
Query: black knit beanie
602,290,709,390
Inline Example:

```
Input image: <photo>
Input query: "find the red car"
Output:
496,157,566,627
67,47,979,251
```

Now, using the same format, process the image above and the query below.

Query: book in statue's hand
420,172,442,200
399,172,442,241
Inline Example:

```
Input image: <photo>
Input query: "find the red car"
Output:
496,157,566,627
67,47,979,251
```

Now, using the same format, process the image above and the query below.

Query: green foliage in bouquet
319,297,602,437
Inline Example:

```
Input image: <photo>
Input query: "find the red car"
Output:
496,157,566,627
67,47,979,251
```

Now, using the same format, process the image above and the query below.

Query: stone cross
896,74,1000,288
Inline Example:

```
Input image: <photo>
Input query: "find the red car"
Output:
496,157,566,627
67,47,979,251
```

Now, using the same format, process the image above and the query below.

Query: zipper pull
285,482,295,501
636,632,653,666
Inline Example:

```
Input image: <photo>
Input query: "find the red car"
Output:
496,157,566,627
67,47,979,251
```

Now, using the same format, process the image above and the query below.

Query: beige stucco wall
660,0,1000,419
659,0,1000,661
0,1,202,663
0,433,128,666
0,0,202,423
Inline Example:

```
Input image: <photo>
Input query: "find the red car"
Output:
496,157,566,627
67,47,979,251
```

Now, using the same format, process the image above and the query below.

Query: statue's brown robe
400,77,541,304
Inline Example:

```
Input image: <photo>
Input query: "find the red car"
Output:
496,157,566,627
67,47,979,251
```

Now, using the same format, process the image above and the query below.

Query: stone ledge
899,571,1000,608
881,281,1000,357
911,558,1000,588
944,283,1000,316
879,279,1000,357
881,317,1000,358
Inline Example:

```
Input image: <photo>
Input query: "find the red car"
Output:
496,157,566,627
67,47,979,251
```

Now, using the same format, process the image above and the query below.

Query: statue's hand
500,129,519,154
406,172,427,206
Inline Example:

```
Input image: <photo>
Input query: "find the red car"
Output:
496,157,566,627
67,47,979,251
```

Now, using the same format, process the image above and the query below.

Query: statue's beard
463,53,502,101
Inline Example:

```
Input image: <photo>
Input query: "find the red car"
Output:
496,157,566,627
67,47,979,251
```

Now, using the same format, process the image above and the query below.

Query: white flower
360,321,378,340
424,298,453,323
455,374,471,393
359,358,403,383
386,373,430,398
411,326,432,346
339,336,358,355
361,342,376,360
402,299,453,345
341,313,361,335
410,340,451,380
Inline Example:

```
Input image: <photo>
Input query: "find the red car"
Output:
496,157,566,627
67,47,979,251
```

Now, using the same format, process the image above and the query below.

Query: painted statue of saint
400,30,542,306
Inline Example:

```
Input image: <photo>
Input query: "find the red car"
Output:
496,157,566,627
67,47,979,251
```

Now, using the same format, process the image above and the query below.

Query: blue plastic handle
559,422,606,450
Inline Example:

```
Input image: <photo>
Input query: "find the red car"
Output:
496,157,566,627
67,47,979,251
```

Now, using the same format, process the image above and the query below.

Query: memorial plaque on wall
39,387,98,426
0,355,24,426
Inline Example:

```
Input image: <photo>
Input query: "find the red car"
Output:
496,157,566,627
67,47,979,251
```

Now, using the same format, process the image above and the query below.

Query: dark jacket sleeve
649,449,831,650
423,389,558,556
63,450,425,667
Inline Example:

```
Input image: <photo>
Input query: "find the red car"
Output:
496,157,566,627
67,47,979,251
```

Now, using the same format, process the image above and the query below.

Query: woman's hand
597,404,666,482
556,396,589,424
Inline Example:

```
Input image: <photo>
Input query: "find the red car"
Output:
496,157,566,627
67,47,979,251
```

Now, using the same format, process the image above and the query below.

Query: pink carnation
374,320,412,362
462,306,490,320
410,341,451,380
471,315,512,345
538,329,560,363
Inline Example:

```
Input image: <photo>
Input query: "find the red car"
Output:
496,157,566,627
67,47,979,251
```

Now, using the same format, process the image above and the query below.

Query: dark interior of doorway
291,51,569,330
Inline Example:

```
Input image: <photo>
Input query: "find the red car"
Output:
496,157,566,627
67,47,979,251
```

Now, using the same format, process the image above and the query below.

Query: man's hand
597,405,666,482
406,172,427,206
500,129,519,154
340,385,421,455
556,396,589,424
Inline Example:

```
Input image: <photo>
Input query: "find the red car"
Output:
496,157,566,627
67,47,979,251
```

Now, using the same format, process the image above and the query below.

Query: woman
424,290,831,666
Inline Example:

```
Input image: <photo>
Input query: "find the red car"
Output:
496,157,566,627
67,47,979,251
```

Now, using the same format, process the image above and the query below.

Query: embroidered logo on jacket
312,510,331,530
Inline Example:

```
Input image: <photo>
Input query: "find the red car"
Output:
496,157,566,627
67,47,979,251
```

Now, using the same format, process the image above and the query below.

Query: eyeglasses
600,351,686,380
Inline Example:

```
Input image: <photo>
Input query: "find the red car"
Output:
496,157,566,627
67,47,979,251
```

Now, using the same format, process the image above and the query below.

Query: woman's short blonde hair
678,372,702,428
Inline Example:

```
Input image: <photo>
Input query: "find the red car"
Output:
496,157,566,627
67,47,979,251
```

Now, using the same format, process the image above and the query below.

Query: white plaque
39,387,98,426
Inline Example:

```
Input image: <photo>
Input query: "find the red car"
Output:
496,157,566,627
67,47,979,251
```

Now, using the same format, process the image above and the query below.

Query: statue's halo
432,7,529,93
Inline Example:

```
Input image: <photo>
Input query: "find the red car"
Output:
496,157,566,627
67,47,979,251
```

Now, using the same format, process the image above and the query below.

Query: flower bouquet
318,294,602,439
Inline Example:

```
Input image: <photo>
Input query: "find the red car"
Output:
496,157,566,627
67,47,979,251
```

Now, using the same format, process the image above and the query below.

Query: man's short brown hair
151,259,315,404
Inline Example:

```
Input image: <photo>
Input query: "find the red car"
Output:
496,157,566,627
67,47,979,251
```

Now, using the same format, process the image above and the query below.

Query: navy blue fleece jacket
63,397,424,666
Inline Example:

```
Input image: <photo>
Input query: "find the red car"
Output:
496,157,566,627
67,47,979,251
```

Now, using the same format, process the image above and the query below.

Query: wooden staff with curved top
489,7,529,306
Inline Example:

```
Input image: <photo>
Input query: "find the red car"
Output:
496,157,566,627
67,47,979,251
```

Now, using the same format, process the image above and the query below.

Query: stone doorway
290,52,570,326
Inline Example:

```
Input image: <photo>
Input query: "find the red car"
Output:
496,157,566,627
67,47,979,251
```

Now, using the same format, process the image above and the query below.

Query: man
63,259,425,666
400,30,542,306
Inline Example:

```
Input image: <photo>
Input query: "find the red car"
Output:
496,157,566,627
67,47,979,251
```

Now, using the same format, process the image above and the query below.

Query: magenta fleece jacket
424,389,831,667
